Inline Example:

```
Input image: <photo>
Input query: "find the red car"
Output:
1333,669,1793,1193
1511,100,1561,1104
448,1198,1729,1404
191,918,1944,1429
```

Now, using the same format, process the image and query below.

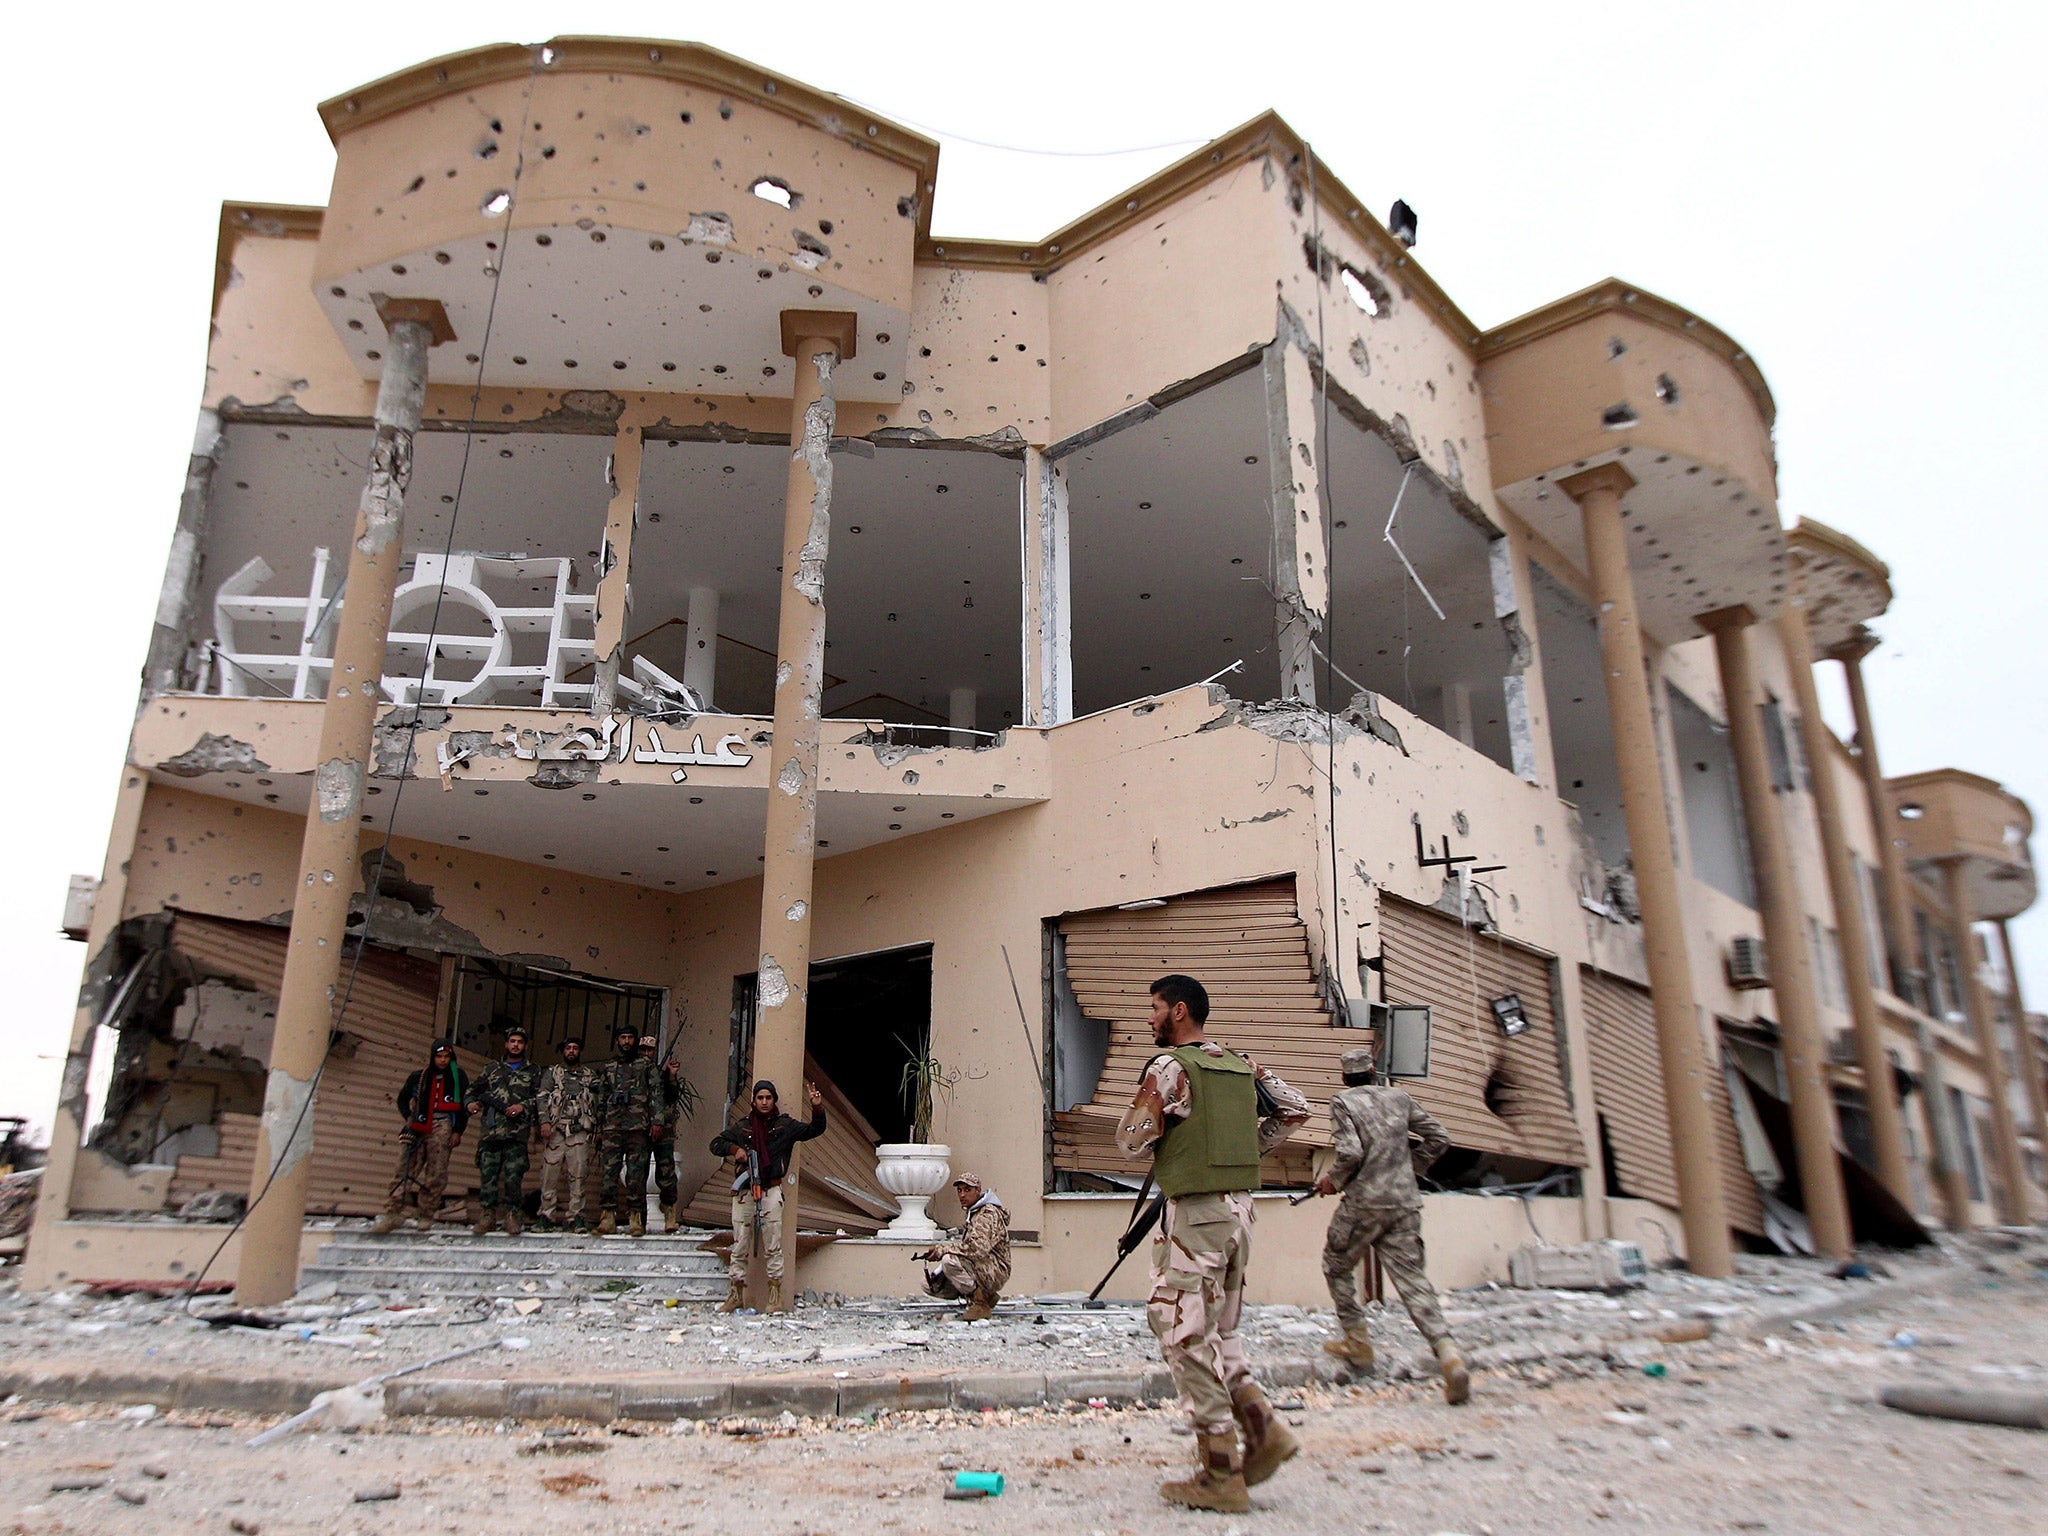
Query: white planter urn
873,1143,952,1242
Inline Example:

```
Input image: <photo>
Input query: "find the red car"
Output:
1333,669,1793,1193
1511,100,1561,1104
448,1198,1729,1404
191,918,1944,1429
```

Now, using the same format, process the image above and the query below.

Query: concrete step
298,1261,730,1301
318,1234,723,1272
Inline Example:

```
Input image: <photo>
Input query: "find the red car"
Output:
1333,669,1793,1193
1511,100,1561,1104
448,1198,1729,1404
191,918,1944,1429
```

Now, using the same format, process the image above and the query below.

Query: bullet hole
876,332,891,344
751,177,795,207
1334,519,1348,529
1140,593,1152,600
481,189,512,216
403,175,425,195
1244,455,1259,465
564,359,579,368
887,613,898,622
1602,403,1639,429
365,350,381,361
544,854,556,860
535,232,553,247
1230,557,1244,565
649,238,665,252
662,362,677,371
680,111,693,124
1138,502,1152,509
1899,802,1925,820
390,263,408,276
1655,373,1680,405
512,356,528,365
935,485,950,495
347,318,365,331
541,145,556,159
434,251,452,264
898,195,918,218
1608,337,1628,360
330,286,347,298
590,230,607,243
614,360,627,370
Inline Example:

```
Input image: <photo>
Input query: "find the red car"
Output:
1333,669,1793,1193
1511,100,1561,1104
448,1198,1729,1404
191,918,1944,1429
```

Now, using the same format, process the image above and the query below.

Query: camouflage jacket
933,1194,1012,1284
593,1054,667,1135
538,1063,597,1136
468,1060,541,1142
1327,1083,1449,1211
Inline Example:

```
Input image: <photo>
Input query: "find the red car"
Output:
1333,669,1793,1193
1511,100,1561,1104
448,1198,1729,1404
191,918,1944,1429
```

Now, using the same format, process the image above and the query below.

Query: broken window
1668,685,1756,907
1530,563,1631,869
1760,696,1799,792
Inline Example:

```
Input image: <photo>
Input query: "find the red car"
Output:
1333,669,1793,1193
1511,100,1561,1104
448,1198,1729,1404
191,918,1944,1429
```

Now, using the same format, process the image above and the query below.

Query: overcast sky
3,3,2042,1136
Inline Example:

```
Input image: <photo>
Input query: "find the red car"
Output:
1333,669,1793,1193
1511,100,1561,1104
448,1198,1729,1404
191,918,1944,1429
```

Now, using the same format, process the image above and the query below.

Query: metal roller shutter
1579,966,1764,1235
1378,897,1584,1167
1054,878,1338,1185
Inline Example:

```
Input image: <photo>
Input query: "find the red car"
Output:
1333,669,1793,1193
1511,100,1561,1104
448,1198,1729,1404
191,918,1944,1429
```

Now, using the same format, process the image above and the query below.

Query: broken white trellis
211,550,597,709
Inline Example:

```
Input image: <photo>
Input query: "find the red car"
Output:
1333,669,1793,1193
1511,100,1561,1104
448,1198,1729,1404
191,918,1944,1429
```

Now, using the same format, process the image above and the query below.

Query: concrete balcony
312,38,934,400
131,694,1047,896
1788,518,1893,651
1887,769,2037,921
1479,279,1789,641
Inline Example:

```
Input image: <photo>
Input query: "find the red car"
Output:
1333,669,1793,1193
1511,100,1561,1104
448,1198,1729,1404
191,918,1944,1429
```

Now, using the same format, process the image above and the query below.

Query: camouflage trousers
475,1135,531,1215
538,1132,591,1225
925,1252,1005,1301
1146,1191,1256,1437
594,1128,678,1221
382,1120,454,1219
729,1184,785,1282
1322,1202,1448,1345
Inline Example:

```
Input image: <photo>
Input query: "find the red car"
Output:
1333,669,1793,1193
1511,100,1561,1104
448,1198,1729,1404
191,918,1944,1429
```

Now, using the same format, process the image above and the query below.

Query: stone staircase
301,1227,730,1303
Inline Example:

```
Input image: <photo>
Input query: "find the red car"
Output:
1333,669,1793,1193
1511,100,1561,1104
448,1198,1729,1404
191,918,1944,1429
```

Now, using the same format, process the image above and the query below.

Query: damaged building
24,37,2046,1301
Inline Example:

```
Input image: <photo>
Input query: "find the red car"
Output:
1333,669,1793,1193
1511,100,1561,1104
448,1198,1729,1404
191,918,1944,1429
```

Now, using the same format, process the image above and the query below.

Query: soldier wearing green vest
1117,973,1310,1514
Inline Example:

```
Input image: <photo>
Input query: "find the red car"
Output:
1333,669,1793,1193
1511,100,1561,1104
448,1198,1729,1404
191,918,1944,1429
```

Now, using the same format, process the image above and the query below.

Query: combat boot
660,1201,678,1231
766,1281,783,1312
1158,1430,1251,1514
502,1209,522,1238
1435,1337,1471,1405
628,1211,647,1238
369,1211,403,1236
597,1211,617,1236
529,1213,555,1234
471,1211,495,1237
717,1281,745,1313
1323,1325,1376,1368
959,1288,996,1323
1230,1382,1300,1487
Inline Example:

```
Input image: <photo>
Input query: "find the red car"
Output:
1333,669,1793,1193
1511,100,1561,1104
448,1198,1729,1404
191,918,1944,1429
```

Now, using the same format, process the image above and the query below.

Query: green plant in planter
898,1037,964,1144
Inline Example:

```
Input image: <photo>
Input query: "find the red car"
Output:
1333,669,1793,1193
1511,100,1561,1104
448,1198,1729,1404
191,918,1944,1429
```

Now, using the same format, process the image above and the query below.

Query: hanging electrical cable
180,44,547,1309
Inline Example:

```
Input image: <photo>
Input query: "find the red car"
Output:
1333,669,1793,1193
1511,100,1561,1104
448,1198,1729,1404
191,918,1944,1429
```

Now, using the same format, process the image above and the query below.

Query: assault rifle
731,1145,764,1257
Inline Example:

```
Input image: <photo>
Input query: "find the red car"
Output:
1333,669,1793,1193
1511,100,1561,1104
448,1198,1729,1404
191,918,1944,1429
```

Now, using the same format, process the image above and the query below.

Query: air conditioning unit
1726,935,1771,990
1508,1240,1647,1292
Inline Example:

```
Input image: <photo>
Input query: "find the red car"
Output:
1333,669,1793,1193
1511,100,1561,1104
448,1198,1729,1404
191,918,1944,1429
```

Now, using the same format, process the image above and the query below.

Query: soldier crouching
1317,1042,1470,1404
918,1172,1010,1321
1120,974,1311,1513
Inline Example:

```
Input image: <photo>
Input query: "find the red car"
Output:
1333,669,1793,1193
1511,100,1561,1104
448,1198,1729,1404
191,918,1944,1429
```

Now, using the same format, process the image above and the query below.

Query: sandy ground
3,1253,2043,1534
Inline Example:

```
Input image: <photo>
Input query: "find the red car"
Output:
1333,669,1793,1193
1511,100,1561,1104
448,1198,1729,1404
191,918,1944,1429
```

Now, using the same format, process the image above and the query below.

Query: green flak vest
1152,1044,1263,1198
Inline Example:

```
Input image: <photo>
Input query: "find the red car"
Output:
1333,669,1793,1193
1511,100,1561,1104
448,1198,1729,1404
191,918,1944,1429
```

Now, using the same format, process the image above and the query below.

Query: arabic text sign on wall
436,715,757,783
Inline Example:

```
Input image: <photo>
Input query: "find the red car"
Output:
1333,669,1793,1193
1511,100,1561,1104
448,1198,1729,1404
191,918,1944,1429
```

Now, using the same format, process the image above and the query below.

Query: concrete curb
0,1358,1344,1426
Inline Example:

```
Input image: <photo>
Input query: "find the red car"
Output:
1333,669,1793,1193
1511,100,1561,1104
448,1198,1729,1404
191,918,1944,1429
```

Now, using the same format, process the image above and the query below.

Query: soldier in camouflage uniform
1118,975,1309,1514
467,1026,540,1236
592,1023,668,1236
535,1036,596,1232
642,1033,683,1229
1316,1042,1469,1404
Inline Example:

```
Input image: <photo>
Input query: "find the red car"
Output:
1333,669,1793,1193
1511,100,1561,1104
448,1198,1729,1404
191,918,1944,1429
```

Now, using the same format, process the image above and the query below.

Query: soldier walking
1118,974,1310,1513
370,1038,467,1234
535,1036,596,1232
592,1023,668,1236
707,1079,826,1312
467,1026,539,1236
1317,1043,1470,1404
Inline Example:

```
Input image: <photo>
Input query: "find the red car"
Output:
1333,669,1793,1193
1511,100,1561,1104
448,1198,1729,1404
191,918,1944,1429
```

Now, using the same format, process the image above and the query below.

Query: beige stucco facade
23,38,2042,1299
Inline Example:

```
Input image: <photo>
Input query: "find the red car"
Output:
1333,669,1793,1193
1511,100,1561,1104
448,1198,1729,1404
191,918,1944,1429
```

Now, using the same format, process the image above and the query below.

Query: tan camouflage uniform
1322,1082,1452,1344
536,1060,597,1228
924,1194,1012,1301
1118,1044,1308,1436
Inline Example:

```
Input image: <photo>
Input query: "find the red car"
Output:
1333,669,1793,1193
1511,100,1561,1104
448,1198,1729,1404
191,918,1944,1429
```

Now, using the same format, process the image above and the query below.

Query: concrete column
1443,681,1476,749
1835,637,1922,1005
751,310,857,1310
1261,341,1323,706
590,424,643,717
1938,859,2032,1222
684,586,720,708
1701,607,1853,1258
1019,448,1072,726
20,768,150,1287
948,687,976,749
1778,601,1915,1208
140,410,224,709
236,310,442,1303
1559,464,1733,1277
1994,920,2048,1160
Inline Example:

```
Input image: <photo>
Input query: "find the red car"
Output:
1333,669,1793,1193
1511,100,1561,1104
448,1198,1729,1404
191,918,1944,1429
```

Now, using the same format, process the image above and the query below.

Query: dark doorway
728,945,934,1143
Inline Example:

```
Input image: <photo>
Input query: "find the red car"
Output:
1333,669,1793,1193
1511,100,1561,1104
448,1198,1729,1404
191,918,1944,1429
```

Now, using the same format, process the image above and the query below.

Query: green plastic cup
953,1471,1004,1496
